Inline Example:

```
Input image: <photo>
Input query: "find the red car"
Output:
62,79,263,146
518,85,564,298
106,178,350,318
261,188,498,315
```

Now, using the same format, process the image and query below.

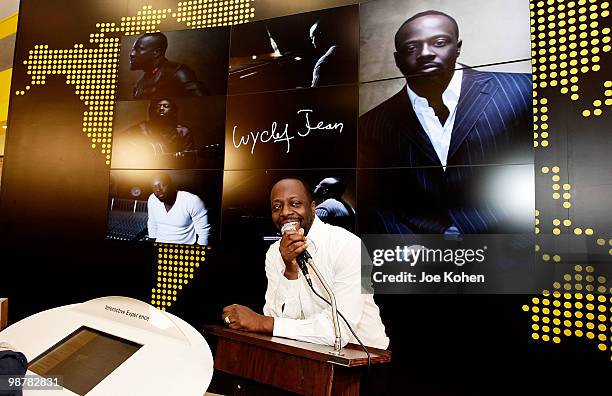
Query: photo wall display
107,4,362,245
106,0,535,256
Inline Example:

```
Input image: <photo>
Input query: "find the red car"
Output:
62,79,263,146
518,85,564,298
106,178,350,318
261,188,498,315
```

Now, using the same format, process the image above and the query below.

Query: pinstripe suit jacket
359,68,533,234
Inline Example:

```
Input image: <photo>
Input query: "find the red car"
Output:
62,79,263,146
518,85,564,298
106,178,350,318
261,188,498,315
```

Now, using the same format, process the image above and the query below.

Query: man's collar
443,67,463,106
147,57,168,75
406,66,463,109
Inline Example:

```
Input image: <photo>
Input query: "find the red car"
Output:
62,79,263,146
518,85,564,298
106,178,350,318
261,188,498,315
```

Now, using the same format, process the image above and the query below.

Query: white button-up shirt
407,68,463,168
263,217,389,349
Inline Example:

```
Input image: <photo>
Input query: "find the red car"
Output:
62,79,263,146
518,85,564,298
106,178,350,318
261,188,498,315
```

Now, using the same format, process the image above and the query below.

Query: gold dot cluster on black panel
528,0,612,362
541,165,573,209
174,0,255,28
522,266,611,354
18,39,120,165
530,0,610,151
117,7,173,36
151,243,207,311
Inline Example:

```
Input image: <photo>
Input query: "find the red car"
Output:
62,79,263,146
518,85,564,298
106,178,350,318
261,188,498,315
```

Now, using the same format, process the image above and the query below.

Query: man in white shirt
147,173,210,245
221,178,389,349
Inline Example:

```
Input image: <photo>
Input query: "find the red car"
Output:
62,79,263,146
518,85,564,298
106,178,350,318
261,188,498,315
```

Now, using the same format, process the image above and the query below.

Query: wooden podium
0,298,7,330
204,325,391,396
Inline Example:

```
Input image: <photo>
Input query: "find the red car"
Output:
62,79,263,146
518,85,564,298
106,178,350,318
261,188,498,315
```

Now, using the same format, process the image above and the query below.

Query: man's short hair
140,32,168,54
272,177,314,203
317,177,346,198
310,18,340,41
394,10,460,49
148,97,178,119
151,172,172,186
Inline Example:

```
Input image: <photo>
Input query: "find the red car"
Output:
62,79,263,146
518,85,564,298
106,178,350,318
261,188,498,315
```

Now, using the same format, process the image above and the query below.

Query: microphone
280,222,311,283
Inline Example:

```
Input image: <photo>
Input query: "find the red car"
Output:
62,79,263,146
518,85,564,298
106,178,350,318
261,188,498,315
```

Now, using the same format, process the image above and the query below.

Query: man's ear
153,47,164,59
394,51,409,77
393,51,401,70
311,200,316,214
456,39,463,57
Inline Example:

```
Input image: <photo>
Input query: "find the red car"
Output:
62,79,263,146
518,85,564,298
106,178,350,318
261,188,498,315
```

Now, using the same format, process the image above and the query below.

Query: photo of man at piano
227,5,358,94
221,177,389,350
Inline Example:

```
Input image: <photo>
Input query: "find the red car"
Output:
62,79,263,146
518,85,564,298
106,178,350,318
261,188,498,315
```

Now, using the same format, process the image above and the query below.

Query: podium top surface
204,325,391,367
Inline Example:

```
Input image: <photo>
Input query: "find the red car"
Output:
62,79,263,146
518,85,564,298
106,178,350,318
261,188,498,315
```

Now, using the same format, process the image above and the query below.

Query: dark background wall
1,0,611,394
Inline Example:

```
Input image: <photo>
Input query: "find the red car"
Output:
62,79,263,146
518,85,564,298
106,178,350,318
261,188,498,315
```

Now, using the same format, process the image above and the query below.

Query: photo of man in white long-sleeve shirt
147,173,211,245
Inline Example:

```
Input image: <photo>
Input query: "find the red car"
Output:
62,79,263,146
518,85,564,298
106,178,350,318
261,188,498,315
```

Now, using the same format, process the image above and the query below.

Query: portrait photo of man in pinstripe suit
359,10,533,235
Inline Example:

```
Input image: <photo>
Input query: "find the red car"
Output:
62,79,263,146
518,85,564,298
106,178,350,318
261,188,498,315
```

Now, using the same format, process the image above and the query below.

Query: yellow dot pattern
14,3,255,166
530,0,612,142
17,39,120,165
523,267,612,360
117,7,174,36
522,0,612,360
530,0,611,130
581,81,611,117
151,243,207,310
533,97,549,147
541,165,572,208
173,0,256,29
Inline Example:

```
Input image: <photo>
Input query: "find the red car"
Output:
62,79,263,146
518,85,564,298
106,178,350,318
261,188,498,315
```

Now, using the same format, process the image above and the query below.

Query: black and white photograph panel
225,84,358,170
106,169,223,246
357,164,535,235
228,4,359,94
117,27,230,100
358,61,533,169
221,169,356,243
111,96,226,170
360,0,531,83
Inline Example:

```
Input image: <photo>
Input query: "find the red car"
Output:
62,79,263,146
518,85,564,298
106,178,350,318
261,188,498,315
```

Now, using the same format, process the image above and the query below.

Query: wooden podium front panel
215,336,335,395
205,325,390,396
0,298,7,330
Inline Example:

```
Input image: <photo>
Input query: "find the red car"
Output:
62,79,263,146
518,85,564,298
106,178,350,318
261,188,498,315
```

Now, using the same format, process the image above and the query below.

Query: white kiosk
0,296,214,395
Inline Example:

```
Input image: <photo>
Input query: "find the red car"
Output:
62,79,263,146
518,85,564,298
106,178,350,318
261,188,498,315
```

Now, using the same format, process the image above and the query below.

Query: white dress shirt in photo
406,67,463,168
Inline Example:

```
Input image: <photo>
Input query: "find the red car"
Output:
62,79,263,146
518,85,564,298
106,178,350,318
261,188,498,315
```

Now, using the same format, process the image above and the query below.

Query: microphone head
280,221,299,235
